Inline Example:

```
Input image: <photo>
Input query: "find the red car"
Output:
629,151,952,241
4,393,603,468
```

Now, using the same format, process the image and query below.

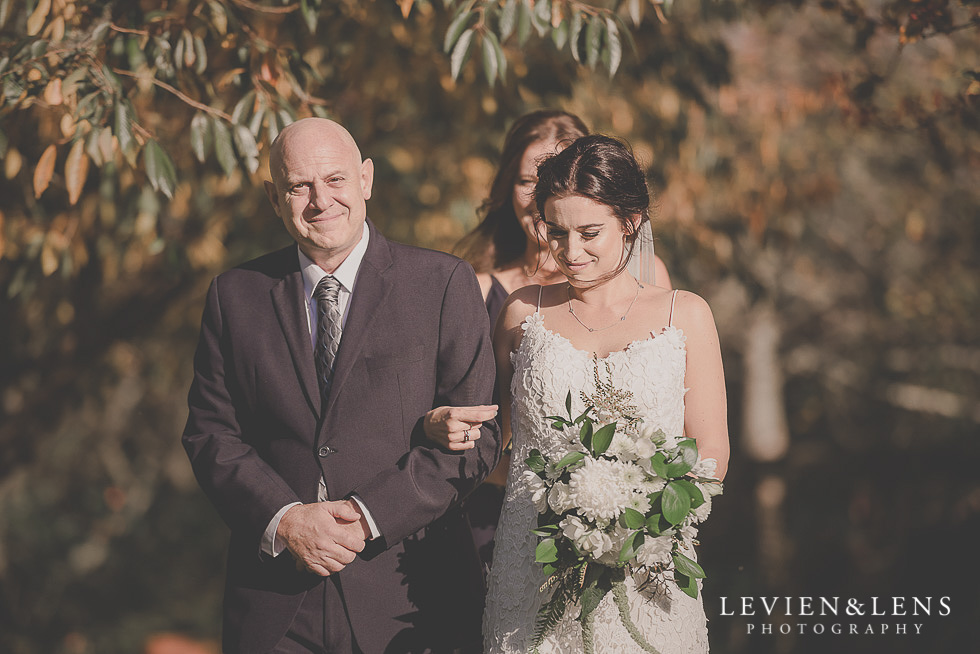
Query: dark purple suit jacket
182,220,500,653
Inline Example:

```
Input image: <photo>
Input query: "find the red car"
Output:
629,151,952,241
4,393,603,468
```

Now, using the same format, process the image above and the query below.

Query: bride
431,135,729,653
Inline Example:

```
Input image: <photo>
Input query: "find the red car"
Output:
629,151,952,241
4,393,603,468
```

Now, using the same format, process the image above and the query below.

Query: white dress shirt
260,222,381,557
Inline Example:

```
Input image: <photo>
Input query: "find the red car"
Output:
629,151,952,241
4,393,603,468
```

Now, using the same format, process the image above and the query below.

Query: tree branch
111,68,233,122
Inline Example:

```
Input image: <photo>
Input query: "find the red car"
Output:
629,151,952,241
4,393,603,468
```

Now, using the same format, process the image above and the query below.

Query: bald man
183,118,500,653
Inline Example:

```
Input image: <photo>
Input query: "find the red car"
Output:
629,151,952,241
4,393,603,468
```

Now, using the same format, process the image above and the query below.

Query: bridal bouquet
524,363,722,653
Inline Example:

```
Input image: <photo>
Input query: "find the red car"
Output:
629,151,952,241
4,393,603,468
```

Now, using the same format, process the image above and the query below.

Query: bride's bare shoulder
668,290,718,337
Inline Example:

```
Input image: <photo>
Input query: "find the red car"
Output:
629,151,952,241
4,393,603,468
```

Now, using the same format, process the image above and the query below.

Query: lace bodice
483,308,709,654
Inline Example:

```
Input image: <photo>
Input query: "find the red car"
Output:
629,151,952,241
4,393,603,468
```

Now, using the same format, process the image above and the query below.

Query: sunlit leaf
481,33,498,85
569,10,583,63
33,144,57,198
144,139,177,199
190,112,211,163
443,7,472,53
232,125,259,173
499,0,517,41
211,118,237,176
605,16,622,76
551,19,568,50
517,0,532,46
65,139,89,205
114,102,134,157
585,14,602,70
450,28,474,81
26,0,50,36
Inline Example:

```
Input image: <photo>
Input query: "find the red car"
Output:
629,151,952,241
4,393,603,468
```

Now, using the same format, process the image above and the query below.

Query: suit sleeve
181,277,301,545
351,261,502,547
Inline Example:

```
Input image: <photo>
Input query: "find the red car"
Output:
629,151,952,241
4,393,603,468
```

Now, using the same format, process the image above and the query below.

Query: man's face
265,121,374,271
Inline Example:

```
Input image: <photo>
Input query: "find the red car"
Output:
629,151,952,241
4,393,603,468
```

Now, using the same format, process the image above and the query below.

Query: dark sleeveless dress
468,274,508,569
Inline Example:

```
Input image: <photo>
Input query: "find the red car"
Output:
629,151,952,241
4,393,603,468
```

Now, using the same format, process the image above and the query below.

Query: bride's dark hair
533,135,650,280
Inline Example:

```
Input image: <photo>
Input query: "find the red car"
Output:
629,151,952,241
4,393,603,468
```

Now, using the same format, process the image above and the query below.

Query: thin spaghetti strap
668,289,679,327
536,285,544,312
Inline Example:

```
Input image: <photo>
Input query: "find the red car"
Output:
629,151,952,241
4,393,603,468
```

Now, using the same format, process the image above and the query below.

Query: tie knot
314,275,341,303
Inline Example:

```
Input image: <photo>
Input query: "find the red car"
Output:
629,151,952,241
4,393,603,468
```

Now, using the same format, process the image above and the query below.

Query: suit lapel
321,220,393,426
270,250,322,419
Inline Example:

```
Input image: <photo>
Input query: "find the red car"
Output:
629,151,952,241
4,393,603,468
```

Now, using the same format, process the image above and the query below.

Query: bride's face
544,194,629,284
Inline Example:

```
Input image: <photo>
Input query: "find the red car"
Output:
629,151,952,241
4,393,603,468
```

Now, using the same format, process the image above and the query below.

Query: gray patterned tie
313,275,343,401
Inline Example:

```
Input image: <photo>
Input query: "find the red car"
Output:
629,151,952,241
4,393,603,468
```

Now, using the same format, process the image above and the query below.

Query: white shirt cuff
349,494,381,540
261,502,302,558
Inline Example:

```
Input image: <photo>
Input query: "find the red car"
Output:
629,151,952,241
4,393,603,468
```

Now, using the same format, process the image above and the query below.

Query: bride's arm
673,291,730,481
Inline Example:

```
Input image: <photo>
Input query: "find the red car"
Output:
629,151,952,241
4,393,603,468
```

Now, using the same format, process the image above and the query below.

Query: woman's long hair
455,110,589,272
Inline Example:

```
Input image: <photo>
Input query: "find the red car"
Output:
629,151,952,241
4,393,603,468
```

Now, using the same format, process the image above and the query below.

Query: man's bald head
264,117,375,271
269,118,364,186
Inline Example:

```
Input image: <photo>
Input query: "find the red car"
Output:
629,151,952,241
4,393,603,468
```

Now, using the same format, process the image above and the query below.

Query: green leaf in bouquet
650,452,668,478
619,507,644,530
665,438,699,477
535,538,559,563
674,570,699,599
645,513,663,535
673,551,706,579
619,530,644,563
555,451,586,469
591,421,617,456
565,390,573,417
542,562,558,576
579,420,594,450
573,406,593,424
672,479,705,508
531,525,559,536
525,449,546,473
661,481,691,525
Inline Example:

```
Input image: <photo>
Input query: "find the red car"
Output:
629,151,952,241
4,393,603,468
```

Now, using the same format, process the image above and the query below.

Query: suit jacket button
317,446,333,458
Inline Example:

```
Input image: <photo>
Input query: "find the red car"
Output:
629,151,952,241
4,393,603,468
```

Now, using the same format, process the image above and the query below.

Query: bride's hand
423,405,498,451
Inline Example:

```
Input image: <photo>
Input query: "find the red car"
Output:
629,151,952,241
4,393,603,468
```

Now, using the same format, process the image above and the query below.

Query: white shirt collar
297,221,370,299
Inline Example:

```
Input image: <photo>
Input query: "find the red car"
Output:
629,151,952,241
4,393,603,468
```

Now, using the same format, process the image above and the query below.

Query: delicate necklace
566,280,643,332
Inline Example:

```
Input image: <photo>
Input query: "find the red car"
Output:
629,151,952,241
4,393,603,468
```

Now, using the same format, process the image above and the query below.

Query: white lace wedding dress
483,291,710,653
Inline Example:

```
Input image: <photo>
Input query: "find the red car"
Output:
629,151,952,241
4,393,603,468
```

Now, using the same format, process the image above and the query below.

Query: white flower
661,432,681,451
690,457,718,479
691,496,712,523
568,458,637,522
632,434,658,460
523,470,548,513
596,524,631,566
636,535,673,567
605,432,636,461
548,482,574,514
629,492,651,514
679,524,699,543
620,463,645,486
701,480,724,498
639,424,666,446
560,515,590,543
578,529,613,557
642,477,666,494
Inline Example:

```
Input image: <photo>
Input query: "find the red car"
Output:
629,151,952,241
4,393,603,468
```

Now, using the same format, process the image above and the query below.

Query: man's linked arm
350,260,502,548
